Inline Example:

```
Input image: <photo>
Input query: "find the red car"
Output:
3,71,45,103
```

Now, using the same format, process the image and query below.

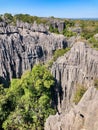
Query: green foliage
0,84,6,95
0,13,48,25
0,16,3,22
13,14,48,24
49,24,59,34
89,37,98,49
49,19,75,35
47,48,70,68
73,84,87,104
64,20,75,27
81,31,94,40
53,48,70,61
47,59,54,68
79,20,98,40
79,20,98,49
94,79,98,89
0,65,56,130
63,29,76,37
4,13,13,23
14,14,34,23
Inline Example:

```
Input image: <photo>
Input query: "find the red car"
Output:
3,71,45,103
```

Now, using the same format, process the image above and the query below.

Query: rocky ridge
45,42,98,130
0,20,98,130
45,87,98,130
0,21,67,84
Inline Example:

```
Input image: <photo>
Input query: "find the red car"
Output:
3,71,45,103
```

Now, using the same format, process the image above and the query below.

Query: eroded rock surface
45,42,98,130
0,22,67,83
51,42,98,112
45,87,98,130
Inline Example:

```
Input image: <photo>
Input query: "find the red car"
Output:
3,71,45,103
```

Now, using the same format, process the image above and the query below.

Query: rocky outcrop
45,87,98,130
0,22,67,83
45,42,98,130
68,27,82,34
0,20,98,130
49,20,66,33
51,42,98,112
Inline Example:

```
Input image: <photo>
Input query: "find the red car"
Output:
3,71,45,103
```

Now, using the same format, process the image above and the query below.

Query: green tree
4,13,13,23
0,64,56,130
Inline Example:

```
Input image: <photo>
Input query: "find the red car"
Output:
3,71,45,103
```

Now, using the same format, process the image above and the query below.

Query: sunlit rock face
45,42,98,130
0,21,67,82
45,87,98,130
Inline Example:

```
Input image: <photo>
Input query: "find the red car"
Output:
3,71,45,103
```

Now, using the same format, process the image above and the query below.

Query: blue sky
0,0,98,18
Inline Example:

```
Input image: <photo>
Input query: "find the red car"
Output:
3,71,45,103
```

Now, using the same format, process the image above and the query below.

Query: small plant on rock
94,79,98,90
73,84,87,104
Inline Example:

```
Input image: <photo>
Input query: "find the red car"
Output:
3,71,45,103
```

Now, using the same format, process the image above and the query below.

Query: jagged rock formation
45,87,98,130
49,20,66,33
0,20,98,130
68,27,82,34
0,21,67,83
45,42,98,130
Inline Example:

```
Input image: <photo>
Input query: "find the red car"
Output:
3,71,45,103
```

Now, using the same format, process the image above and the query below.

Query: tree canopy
0,64,56,130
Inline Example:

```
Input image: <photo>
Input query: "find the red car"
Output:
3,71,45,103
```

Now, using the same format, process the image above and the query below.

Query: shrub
80,20,98,40
47,48,70,68
14,14,34,23
94,79,98,89
47,59,54,68
4,13,13,23
49,25,59,34
73,84,87,104
53,48,70,61
64,20,75,27
89,37,98,49
0,65,56,130
13,14,48,25
62,29,76,37
0,16,3,22
81,32,93,40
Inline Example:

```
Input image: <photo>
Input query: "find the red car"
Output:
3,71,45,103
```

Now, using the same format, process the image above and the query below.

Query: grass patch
53,48,70,61
47,48,70,68
62,29,77,37
89,37,98,49
73,84,87,104
94,79,98,89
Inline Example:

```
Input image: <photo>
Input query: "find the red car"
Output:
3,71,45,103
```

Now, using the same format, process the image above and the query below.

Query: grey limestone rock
50,20,66,33
51,42,98,112
0,21,67,83
45,87,98,130
45,42,98,130
68,27,82,34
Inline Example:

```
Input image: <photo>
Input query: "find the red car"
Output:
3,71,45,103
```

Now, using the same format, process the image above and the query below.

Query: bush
0,16,3,22
0,64,56,130
47,48,70,68
73,84,87,104
49,25,59,34
53,48,70,61
94,79,98,89
64,20,75,27
14,14,34,23
62,29,76,37
79,20,98,40
13,14,48,25
4,13,13,23
89,37,98,49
